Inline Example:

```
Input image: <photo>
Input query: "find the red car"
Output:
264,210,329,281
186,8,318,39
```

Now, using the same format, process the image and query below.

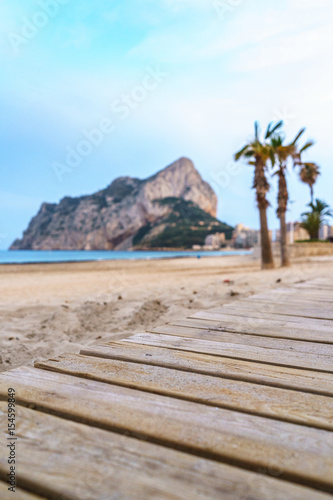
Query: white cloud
129,0,333,67
233,19,333,72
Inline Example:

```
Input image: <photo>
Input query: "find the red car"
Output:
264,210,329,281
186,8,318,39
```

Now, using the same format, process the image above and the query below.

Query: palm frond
292,128,305,144
266,121,283,139
254,121,259,141
234,145,249,161
300,141,314,153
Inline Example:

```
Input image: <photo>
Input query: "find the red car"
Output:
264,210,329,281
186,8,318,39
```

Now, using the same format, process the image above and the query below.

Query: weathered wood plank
0,368,332,492
238,296,333,313
191,311,333,343
244,288,333,304
123,333,333,372
0,482,45,500
82,341,333,396
170,317,333,342
244,297,333,308
198,306,333,329
1,404,330,500
151,324,333,356
293,282,333,291
224,300,333,321
308,277,333,285
36,353,333,431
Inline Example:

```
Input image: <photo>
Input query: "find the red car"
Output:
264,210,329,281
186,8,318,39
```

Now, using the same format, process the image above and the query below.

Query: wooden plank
151,324,333,356
272,285,333,296
244,295,333,307
191,311,333,343
171,317,333,342
1,404,330,500
0,368,332,492
308,278,333,285
232,300,333,321
123,333,333,372
0,482,45,500
243,288,333,304
82,342,333,396
197,307,333,329
293,282,333,291
217,301,333,321
36,353,333,431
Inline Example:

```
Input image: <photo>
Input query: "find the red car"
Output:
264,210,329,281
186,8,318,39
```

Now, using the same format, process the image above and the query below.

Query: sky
1,0,333,249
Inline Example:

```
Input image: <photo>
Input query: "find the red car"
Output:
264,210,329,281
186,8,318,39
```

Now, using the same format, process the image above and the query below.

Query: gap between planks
222,301,333,322
149,323,333,356
167,317,333,345
190,311,333,343
81,341,333,397
0,481,45,500
121,333,333,373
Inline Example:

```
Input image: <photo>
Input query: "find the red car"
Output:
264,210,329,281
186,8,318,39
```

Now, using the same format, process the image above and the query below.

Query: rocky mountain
11,157,231,250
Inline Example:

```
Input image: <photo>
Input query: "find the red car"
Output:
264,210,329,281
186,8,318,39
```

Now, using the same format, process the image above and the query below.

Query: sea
0,249,252,265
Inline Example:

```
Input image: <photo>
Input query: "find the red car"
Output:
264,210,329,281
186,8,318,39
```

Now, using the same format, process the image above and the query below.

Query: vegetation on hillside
133,197,233,248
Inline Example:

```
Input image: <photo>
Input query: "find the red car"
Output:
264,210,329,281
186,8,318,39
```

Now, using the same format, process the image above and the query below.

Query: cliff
10,157,230,250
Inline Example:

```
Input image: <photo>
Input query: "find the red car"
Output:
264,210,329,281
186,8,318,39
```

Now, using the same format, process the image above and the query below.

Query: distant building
275,223,310,243
204,233,226,249
286,222,310,243
319,225,332,240
233,224,259,248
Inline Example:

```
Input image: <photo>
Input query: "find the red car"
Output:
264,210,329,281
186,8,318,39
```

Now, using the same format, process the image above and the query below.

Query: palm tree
300,212,321,240
301,199,333,240
299,162,320,204
270,129,314,267
235,121,282,269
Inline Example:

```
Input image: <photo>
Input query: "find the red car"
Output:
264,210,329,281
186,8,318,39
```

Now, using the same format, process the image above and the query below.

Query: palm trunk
310,186,314,205
259,206,274,269
277,168,289,267
254,158,274,270
279,211,290,267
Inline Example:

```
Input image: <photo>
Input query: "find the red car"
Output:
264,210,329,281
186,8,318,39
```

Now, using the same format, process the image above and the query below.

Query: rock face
10,157,219,250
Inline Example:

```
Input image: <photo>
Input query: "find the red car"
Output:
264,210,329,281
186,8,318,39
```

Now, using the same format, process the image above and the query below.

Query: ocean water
0,249,252,265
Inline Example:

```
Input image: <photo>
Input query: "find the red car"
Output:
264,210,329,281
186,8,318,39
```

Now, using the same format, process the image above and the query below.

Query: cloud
233,18,333,72
129,0,333,67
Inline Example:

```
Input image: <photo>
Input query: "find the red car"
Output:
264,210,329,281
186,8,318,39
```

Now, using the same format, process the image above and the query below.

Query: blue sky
1,0,333,248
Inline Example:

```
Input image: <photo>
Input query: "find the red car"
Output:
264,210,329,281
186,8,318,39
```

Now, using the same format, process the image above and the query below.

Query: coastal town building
319,225,333,240
204,232,226,249
233,224,260,248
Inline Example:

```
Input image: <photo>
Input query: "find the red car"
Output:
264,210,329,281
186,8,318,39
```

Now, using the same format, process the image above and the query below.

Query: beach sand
1,253,332,372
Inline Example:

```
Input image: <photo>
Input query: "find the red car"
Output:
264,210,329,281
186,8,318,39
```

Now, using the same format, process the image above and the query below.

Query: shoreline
0,249,253,266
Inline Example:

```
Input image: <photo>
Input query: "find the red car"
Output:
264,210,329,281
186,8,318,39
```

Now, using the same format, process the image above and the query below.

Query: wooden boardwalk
0,277,333,499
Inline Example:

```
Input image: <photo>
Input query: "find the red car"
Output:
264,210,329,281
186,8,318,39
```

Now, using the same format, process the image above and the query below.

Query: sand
1,253,332,372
